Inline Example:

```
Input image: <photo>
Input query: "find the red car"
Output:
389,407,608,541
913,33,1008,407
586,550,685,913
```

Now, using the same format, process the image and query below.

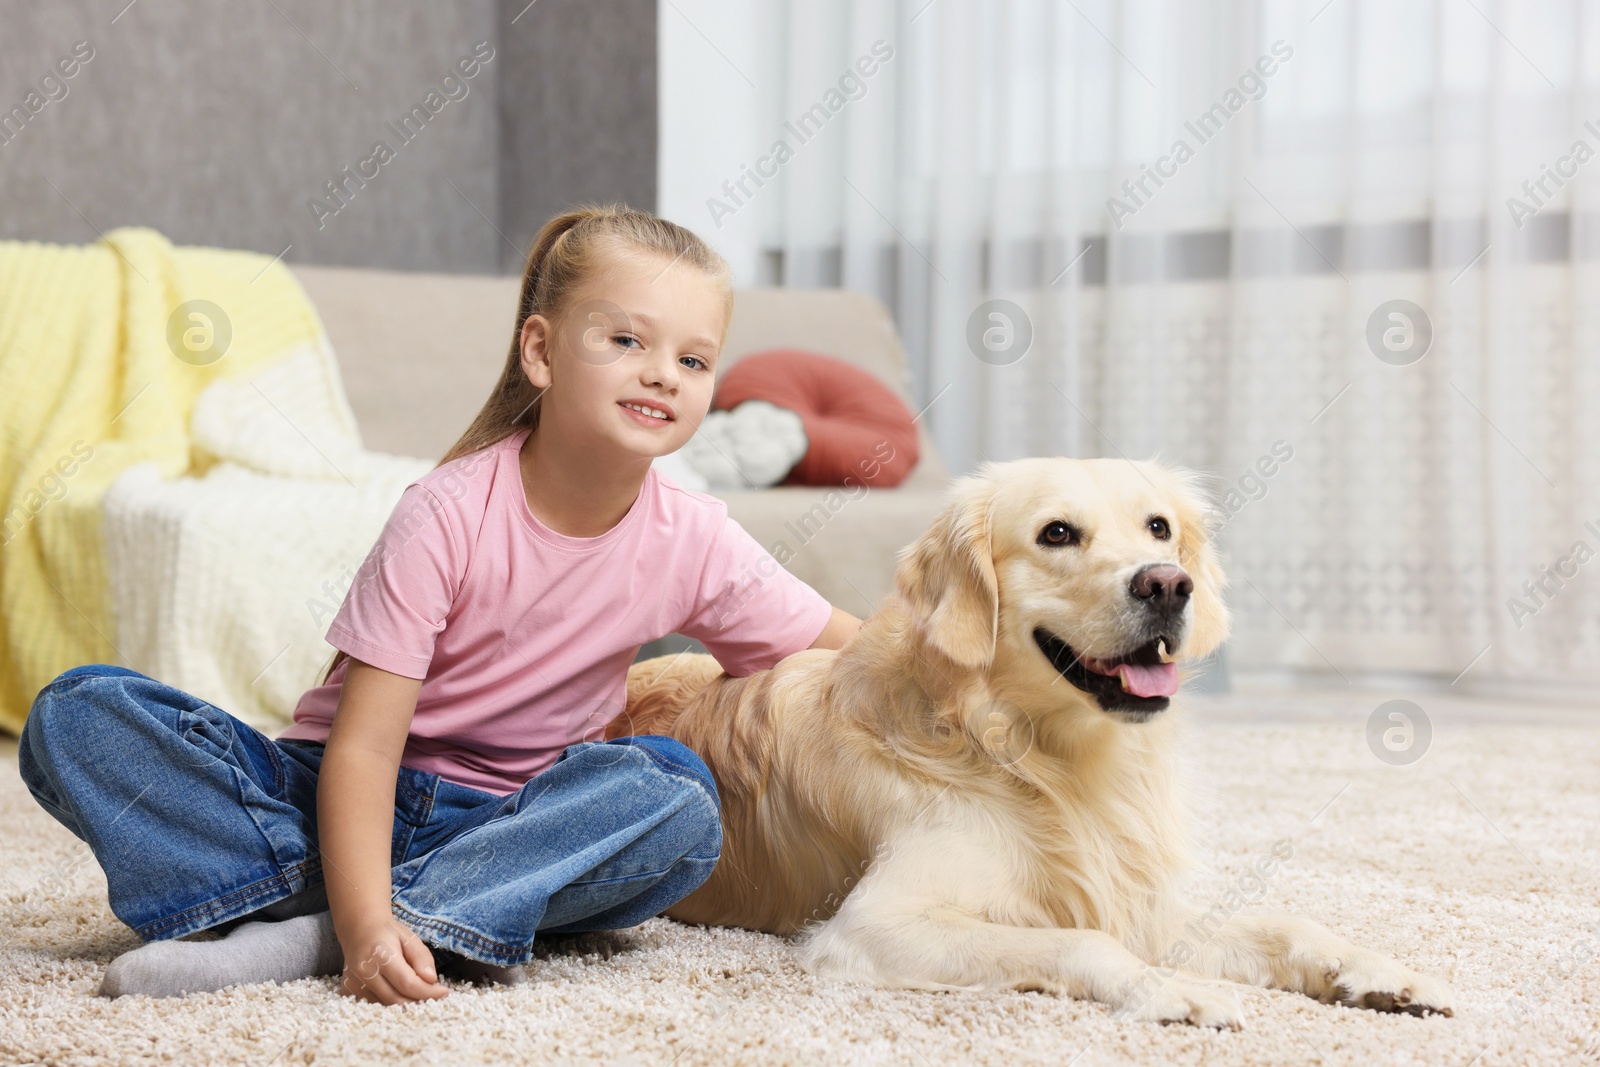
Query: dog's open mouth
1033,627,1179,714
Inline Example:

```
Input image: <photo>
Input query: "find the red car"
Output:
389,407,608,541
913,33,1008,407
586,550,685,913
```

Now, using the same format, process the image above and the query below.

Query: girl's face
519,247,726,462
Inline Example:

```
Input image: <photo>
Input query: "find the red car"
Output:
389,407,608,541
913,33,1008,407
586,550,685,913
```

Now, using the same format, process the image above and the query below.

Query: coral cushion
712,349,920,487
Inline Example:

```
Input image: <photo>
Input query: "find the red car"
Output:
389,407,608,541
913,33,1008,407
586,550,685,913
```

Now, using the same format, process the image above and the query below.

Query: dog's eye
1038,521,1080,547
1147,516,1171,541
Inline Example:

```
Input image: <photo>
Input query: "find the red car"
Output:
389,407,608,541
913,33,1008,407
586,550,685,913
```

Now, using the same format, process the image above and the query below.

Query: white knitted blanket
102,337,431,734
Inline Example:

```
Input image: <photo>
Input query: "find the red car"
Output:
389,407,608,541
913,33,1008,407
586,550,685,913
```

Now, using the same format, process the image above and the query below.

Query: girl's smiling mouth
619,399,675,426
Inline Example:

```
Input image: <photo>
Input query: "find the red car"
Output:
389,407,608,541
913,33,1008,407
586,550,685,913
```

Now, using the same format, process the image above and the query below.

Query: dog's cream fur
617,457,1454,1027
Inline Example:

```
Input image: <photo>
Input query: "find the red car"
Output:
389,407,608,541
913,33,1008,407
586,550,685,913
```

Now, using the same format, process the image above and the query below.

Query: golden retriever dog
615,457,1454,1028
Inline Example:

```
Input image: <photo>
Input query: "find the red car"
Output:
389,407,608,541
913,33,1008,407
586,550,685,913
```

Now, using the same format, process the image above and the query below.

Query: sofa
289,265,954,658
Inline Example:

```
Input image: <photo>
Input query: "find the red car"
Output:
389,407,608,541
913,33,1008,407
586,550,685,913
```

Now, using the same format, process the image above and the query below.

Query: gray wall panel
0,1,657,273
496,0,658,271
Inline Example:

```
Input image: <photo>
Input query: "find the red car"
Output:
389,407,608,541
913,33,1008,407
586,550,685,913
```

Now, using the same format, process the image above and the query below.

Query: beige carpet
4,685,1598,1066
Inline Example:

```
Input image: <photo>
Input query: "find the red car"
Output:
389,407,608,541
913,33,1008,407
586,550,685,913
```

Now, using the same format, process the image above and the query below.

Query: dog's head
893,457,1228,723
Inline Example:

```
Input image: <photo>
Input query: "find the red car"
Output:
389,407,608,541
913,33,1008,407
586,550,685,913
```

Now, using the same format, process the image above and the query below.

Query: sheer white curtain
658,0,1600,691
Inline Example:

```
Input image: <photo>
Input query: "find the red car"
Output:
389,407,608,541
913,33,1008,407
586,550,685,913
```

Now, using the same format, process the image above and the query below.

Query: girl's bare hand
336,916,450,1005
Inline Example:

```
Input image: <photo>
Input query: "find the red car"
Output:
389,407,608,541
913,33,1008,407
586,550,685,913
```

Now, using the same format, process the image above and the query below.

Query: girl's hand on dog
336,915,449,1004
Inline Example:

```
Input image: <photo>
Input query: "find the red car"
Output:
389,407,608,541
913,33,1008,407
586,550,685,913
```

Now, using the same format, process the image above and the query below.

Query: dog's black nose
1129,563,1192,611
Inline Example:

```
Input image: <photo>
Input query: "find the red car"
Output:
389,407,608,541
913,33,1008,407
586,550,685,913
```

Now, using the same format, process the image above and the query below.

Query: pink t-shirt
277,427,834,795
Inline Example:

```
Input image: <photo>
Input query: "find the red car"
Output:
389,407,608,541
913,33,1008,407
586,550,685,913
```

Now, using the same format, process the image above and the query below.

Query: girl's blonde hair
319,202,733,686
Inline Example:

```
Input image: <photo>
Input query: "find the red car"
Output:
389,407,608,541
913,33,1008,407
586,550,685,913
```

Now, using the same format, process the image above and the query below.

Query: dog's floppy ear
893,469,999,670
1158,463,1230,660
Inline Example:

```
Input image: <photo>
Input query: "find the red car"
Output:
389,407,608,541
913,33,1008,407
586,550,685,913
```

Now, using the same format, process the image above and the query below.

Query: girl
20,205,862,1005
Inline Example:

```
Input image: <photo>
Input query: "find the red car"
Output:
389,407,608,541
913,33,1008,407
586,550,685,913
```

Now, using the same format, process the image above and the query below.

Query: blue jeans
17,664,723,967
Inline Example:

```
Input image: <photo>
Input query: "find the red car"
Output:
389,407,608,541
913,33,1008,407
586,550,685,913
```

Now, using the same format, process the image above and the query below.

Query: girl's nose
642,352,679,390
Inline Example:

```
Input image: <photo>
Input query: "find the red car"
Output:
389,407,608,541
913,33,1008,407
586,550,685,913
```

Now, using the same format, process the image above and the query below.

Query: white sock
97,908,528,998
98,910,343,998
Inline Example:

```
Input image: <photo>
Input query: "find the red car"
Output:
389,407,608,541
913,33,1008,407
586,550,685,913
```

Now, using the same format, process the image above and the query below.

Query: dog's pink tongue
1113,661,1180,698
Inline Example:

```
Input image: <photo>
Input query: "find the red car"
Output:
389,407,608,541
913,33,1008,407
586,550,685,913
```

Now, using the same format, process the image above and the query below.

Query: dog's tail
611,652,728,740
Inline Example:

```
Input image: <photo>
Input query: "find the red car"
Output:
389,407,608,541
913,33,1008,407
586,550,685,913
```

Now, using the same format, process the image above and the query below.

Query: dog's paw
1112,975,1244,1030
1327,952,1454,1018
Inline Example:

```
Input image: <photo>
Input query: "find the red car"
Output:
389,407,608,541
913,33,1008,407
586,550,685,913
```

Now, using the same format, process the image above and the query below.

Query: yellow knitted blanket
0,228,323,735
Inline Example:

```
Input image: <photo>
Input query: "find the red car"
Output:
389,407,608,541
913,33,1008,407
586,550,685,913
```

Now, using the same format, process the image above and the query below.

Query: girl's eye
613,335,641,350
680,355,708,370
